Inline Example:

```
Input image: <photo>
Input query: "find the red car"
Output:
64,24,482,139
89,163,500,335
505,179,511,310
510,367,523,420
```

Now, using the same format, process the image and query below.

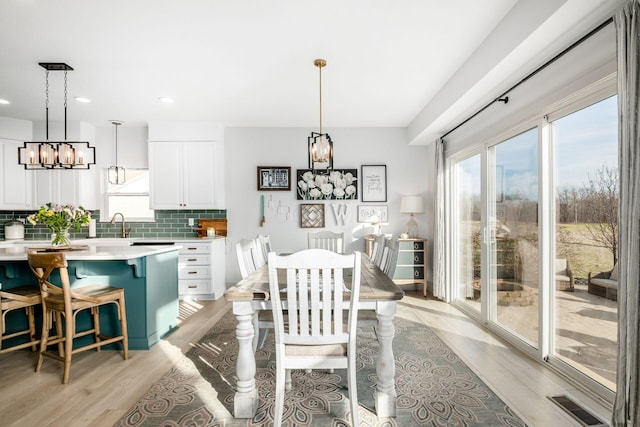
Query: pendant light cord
319,63,323,135
45,70,49,141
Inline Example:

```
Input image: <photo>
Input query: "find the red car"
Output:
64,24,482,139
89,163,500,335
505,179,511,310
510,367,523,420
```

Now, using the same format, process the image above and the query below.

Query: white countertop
0,241,181,261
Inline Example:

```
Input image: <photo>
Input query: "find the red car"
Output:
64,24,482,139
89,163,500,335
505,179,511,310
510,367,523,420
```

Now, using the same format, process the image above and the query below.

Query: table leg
375,301,397,417
233,301,258,418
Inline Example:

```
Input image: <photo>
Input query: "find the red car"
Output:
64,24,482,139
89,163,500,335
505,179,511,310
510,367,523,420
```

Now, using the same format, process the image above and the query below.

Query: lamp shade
400,196,424,214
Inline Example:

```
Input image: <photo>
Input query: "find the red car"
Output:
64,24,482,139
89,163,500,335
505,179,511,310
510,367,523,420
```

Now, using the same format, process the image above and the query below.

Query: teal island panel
0,250,179,350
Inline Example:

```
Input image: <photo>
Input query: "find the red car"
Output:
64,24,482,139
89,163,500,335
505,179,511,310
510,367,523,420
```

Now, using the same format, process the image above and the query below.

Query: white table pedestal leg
233,301,258,418
375,301,397,417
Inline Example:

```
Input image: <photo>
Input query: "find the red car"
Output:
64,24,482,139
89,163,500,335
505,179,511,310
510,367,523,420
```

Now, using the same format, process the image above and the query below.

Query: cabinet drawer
397,251,424,265
178,243,210,255
398,240,425,250
394,266,425,280
179,280,211,295
179,254,210,265
178,265,210,279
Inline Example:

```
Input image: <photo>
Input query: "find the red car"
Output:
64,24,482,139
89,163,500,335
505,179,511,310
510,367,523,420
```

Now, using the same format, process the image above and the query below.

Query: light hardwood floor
0,291,612,426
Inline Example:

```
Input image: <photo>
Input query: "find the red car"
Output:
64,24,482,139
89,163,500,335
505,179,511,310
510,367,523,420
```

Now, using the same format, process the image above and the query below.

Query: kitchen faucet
110,212,130,238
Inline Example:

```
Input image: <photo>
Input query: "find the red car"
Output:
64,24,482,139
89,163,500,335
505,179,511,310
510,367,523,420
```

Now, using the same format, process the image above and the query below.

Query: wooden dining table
224,254,404,419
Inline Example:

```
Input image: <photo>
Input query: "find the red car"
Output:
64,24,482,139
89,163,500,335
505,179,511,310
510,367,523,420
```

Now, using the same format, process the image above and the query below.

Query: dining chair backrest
380,237,399,279
267,248,361,426
370,234,387,267
236,238,260,279
307,231,344,254
255,234,272,267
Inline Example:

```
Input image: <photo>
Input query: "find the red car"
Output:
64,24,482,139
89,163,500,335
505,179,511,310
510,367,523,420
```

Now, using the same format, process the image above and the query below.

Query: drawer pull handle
188,271,198,274
188,285,197,288
187,247,198,251
187,258,197,262
414,255,419,262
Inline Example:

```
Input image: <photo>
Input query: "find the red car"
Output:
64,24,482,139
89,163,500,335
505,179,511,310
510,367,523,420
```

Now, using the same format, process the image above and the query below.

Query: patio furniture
588,263,618,301
555,258,575,292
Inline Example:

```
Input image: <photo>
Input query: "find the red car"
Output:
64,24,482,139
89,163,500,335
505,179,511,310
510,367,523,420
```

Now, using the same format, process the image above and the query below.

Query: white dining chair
236,238,271,349
307,231,345,253
370,234,387,267
268,249,361,426
380,237,399,279
235,238,260,278
255,234,272,268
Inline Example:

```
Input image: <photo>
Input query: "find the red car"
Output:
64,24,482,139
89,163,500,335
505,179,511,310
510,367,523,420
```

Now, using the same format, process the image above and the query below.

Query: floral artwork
296,169,358,200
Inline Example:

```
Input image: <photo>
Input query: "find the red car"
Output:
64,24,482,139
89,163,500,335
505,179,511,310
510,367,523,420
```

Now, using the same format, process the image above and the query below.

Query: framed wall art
300,203,325,228
257,166,291,191
361,164,387,202
296,169,358,200
357,205,389,223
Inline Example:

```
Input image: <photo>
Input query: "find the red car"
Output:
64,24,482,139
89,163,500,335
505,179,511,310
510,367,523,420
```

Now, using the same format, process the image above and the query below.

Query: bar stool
0,284,42,354
27,251,129,384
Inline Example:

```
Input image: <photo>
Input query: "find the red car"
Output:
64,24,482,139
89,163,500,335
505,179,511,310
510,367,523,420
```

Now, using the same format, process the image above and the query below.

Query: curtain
432,137,449,301
613,1,640,426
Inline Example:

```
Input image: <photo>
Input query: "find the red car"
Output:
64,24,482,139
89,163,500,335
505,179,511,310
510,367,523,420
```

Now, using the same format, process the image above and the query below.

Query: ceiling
0,0,622,140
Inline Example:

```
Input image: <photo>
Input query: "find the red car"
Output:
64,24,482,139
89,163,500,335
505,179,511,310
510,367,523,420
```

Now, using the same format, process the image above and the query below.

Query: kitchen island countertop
0,243,179,261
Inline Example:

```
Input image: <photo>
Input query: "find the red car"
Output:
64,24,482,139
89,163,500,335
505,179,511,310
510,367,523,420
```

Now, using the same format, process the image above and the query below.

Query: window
102,169,154,222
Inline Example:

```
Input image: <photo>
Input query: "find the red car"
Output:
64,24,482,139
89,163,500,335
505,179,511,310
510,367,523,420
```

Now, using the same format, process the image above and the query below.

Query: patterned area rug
116,309,527,426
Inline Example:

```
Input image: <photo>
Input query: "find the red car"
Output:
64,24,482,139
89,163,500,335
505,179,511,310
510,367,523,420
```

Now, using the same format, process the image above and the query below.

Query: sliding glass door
450,91,618,397
550,95,618,390
488,129,540,347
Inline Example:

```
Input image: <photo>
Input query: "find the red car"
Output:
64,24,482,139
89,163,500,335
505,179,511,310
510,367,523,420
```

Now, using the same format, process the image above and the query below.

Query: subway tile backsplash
0,209,226,240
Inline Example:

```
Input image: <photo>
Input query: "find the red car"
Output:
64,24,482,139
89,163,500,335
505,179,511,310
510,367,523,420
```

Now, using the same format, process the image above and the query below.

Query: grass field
556,223,615,279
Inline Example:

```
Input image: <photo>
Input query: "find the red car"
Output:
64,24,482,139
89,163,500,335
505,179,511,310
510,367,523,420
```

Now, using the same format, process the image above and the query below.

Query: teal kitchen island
0,244,180,350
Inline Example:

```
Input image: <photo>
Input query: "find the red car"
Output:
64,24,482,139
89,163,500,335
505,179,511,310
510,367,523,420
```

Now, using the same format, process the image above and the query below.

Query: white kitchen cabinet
33,168,98,209
175,238,226,300
149,141,220,209
0,139,33,209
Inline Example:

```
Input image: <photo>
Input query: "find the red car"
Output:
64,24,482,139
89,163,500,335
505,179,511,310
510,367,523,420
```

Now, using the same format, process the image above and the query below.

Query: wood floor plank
0,293,612,426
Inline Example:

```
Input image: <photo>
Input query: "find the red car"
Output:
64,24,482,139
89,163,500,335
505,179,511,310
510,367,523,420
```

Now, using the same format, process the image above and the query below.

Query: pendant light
308,58,333,171
18,62,96,169
108,120,126,184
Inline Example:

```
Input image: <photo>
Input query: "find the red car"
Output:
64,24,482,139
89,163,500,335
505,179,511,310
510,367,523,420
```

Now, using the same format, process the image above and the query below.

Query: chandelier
308,58,333,171
108,120,126,184
18,62,95,169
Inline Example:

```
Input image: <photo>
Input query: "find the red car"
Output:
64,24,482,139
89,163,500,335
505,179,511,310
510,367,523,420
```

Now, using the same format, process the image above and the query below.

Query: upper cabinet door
149,141,183,209
183,141,217,208
32,168,98,209
149,141,220,209
0,139,33,209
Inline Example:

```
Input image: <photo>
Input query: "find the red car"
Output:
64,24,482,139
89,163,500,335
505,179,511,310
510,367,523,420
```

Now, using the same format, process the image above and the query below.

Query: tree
581,164,619,265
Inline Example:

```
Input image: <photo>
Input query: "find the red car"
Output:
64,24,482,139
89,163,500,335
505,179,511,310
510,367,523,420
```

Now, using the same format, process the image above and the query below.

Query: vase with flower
27,203,92,247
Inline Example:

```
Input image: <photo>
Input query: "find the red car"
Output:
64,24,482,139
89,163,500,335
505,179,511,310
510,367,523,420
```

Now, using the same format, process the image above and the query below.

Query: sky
457,95,618,201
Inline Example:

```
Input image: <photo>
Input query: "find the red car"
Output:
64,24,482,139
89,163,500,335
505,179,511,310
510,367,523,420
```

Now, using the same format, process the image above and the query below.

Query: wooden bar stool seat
0,285,42,354
27,251,129,384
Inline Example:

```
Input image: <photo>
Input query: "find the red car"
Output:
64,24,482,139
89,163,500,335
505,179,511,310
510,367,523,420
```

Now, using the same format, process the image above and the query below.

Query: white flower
302,171,315,182
328,170,342,183
333,187,345,198
315,174,328,187
320,183,334,196
298,180,308,191
309,188,322,198
345,185,356,197
344,172,356,185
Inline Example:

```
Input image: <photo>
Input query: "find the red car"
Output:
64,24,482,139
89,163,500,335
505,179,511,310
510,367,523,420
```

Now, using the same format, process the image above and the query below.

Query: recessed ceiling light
158,97,174,103
0,99,10,105
74,96,91,103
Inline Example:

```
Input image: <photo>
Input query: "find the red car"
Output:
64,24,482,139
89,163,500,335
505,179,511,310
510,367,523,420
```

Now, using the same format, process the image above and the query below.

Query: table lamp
400,196,424,238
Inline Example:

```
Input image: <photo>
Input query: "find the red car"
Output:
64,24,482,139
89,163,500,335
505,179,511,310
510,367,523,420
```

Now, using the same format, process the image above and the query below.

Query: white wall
224,126,430,284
